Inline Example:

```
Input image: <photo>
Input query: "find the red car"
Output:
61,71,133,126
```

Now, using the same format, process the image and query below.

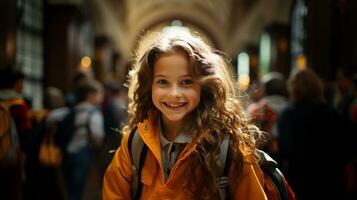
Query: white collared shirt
158,120,193,181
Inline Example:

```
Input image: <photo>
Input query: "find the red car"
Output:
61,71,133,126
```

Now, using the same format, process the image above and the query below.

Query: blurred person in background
60,80,105,200
0,67,32,151
277,68,352,199
65,71,90,108
246,72,288,160
97,80,129,199
334,67,356,121
0,66,31,200
101,80,128,171
333,67,357,200
21,86,67,200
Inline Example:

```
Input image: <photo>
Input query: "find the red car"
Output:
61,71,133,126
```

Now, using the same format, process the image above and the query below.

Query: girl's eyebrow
153,74,166,78
153,74,192,78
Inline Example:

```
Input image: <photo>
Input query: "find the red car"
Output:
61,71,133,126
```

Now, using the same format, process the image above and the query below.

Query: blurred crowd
245,67,357,200
0,64,357,200
0,67,128,200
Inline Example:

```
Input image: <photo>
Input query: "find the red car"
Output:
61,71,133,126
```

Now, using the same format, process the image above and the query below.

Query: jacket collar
158,117,193,149
138,113,197,166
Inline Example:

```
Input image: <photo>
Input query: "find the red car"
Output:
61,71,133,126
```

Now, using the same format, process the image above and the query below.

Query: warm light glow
80,56,91,70
238,74,250,91
296,54,306,70
237,52,250,91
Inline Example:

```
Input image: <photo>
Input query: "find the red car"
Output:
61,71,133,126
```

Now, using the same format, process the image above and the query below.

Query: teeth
166,103,185,108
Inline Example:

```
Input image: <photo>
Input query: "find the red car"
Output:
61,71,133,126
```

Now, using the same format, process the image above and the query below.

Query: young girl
103,32,268,199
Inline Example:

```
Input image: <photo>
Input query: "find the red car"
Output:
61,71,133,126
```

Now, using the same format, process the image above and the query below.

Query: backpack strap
0,99,25,109
257,150,290,200
84,107,98,140
0,99,25,138
217,134,230,200
0,103,11,137
128,127,148,200
126,127,291,200
219,137,291,200
55,108,76,151
127,130,231,200
0,100,21,166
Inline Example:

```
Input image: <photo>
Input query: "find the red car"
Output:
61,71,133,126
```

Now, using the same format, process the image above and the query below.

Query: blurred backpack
55,108,97,153
55,108,76,152
127,128,296,200
0,99,24,168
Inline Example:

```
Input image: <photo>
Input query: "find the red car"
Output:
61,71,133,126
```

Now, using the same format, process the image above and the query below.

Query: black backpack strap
257,150,289,200
219,138,290,200
55,108,76,150
128,127,148,200
217,134,230,200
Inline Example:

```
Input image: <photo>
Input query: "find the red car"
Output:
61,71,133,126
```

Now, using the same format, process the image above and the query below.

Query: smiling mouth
163,102,187,108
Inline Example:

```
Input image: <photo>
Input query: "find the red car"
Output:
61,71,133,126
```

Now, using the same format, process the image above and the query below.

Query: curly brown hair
125,31,263,198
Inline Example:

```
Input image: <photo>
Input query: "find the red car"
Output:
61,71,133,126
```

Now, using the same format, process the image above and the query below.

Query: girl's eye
156,79,168,85
181,79,194,85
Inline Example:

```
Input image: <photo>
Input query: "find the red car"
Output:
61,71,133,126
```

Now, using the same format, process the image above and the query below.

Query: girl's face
152,51,201,128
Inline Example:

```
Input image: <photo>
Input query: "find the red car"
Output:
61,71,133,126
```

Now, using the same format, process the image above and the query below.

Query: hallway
0,0,357,199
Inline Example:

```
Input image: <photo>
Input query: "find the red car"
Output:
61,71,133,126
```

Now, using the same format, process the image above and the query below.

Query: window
259,33,271,76
291,0,308,70
16,0,43,109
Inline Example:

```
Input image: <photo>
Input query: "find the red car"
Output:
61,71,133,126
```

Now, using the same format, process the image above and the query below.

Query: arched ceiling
53,0,293,60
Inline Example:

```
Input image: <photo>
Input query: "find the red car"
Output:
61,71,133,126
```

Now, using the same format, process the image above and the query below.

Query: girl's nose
168,85,181,98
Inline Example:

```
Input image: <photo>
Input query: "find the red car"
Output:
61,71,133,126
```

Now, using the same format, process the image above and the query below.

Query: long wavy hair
126,31,263,199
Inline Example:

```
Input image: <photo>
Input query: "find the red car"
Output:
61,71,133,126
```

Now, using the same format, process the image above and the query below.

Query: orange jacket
103,116,268,200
